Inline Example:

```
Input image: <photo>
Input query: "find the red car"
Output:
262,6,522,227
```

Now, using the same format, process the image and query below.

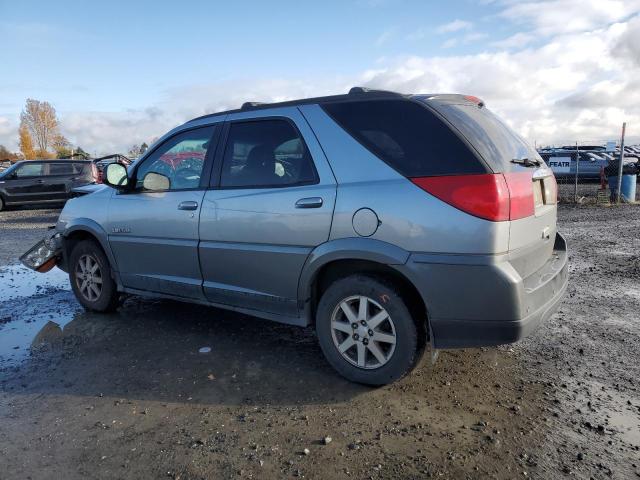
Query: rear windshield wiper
511,157,541,167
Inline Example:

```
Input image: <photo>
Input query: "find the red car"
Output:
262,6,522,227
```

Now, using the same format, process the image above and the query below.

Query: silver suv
22,88,568,385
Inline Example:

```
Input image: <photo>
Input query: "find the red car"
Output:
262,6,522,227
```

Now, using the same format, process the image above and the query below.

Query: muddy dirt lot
1,206,639,480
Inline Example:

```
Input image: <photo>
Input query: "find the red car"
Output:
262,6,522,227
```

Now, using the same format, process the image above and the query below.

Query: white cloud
612,14,640,67
495,0,640,36
0,117,17,151
359,18,640,145
436,19,473,34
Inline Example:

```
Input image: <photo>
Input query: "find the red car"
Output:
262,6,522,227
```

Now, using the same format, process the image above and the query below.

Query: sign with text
547,156,571,173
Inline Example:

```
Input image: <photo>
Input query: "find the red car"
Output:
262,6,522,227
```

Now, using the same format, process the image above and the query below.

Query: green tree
75,146,90,159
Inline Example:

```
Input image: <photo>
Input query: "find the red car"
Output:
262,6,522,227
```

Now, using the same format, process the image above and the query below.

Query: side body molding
297,237,410,309
61,218,122,287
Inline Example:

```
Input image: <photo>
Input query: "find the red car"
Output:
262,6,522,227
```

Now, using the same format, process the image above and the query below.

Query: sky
1,0,639,156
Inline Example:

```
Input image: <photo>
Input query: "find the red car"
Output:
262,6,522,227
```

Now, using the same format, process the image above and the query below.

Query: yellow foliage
19,124,36,160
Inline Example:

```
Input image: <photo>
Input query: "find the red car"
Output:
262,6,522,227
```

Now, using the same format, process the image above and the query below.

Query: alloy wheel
75,254,103,302
330,295,397,369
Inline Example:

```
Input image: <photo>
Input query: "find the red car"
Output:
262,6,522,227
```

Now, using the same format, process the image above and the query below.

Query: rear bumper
399,232,568,348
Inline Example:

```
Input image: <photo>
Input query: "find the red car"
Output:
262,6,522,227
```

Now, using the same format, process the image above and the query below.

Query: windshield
0,162,19,178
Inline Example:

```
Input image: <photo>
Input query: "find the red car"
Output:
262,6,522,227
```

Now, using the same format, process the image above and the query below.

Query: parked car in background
539,148,610,180
0,160,14,173
0,160,97,211
22,88,568,385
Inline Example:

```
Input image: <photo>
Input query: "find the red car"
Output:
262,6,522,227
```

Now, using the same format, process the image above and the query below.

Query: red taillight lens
410,172,534,222
463,95,484,106
504,172,535,219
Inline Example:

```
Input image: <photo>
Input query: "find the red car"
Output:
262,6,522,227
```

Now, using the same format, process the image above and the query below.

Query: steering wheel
173,167,201,188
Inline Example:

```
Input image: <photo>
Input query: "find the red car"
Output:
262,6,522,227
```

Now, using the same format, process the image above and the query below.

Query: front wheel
316,275,424,385
69,239,119,312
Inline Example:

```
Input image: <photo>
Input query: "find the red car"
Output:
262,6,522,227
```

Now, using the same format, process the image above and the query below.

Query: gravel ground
0,207,60,265
0,205,639,479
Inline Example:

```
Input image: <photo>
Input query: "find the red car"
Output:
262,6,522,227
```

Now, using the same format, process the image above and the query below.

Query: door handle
178,201,199,211
36,179,44,184
295,197,323,208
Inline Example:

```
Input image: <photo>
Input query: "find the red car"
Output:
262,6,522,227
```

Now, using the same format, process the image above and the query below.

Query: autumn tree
53,134,72,158
19,99,61,158
19,124,37,159
0,145,21,162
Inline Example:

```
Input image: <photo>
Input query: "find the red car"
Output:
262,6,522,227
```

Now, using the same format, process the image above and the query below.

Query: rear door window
322,99,487,177
219,119,318,188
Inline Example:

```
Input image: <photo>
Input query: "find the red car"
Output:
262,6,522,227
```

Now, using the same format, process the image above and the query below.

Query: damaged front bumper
19,228,64,272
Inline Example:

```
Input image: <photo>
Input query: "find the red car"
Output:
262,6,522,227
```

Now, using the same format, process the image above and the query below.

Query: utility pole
574,142,580,203
616,123,626,204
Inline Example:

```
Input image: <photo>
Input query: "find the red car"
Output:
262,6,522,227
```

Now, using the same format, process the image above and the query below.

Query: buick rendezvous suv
21,88,568,385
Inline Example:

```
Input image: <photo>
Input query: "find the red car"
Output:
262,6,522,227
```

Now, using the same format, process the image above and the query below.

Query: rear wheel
69,239,119,312
316,275,423,385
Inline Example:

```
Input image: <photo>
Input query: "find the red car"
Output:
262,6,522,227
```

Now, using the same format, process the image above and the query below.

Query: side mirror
104,162,129,190
142,172,170,191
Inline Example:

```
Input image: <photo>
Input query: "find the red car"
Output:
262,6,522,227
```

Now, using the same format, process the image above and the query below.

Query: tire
316,274,424,385
0,196,4,211
69,239,119,312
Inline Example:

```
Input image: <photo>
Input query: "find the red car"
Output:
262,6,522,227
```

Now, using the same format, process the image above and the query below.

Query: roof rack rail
348,86,402,96
241,101,267,109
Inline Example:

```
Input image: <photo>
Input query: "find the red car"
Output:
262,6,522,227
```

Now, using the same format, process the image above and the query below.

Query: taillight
410,172,534,222
504,172,535,219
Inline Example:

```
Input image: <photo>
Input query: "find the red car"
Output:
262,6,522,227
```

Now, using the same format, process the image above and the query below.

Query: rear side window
426,102,542,172
220,119,318,188
322,99,486,177
76,163,92,175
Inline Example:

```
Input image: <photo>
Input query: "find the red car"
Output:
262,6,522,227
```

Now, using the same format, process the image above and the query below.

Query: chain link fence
537,142,639,205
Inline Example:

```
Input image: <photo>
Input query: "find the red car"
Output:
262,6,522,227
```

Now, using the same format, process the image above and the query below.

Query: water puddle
607,408,640,446
0,264,69,300
0,264,78,365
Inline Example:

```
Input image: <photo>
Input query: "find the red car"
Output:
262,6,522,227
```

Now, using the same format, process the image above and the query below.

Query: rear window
322,99,486,177
425,101,542,172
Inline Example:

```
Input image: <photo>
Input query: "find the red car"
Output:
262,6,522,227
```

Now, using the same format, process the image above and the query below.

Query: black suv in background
0,160,97,211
